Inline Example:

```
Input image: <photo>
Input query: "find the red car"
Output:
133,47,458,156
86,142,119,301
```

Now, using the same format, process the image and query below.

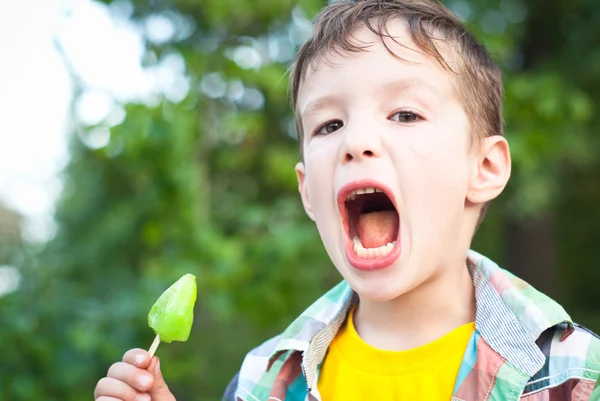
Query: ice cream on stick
147,273,197,358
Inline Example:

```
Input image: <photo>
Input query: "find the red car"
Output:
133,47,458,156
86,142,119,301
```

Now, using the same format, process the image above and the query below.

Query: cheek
304,152,335,215
429,149,469,188
303,150,343,257
397,138,470,222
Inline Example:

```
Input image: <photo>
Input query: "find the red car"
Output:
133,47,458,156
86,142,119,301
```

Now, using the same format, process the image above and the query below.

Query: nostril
345,153,353,162
363,150,374,157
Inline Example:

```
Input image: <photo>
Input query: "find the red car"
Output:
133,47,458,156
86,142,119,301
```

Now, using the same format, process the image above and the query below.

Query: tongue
357,211,399,248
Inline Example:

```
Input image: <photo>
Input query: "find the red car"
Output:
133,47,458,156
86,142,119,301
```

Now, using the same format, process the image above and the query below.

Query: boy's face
295,20,503,301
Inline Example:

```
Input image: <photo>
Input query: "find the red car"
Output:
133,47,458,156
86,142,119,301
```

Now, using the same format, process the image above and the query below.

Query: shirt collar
269,250,573,378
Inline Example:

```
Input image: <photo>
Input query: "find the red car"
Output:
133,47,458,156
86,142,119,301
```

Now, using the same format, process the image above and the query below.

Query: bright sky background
0,0,185,244
0,0,299,295
0,0,312,297
0,0,191,296
0,0,71,242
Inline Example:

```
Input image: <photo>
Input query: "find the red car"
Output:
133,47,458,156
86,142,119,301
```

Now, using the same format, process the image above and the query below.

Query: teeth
346,187,381,201
352,236,395,259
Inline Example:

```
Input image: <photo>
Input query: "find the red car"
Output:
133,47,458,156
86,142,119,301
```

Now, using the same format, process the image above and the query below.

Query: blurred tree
0,203,21,244
470,0,600,305
1,0,600,400
1,1,331,400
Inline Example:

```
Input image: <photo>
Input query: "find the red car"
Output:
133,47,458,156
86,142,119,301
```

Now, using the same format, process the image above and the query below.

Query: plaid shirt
227,251,600,401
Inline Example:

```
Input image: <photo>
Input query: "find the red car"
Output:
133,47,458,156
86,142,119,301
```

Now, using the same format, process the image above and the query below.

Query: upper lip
337,180,398,211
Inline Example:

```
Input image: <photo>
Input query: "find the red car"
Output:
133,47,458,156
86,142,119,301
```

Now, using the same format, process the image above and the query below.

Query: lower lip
344,236,402,271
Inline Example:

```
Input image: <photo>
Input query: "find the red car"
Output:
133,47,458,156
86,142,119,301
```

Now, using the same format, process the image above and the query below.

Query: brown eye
390,111,421,123
316,120,343,135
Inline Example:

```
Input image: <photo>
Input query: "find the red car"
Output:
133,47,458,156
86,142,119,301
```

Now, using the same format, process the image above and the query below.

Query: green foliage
2,0,600,400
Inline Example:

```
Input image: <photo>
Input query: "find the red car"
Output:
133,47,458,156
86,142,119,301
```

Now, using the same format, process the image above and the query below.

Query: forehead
297,19,459,113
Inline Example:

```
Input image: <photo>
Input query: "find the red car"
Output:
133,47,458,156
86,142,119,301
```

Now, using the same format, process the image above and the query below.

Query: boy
94,0,600,400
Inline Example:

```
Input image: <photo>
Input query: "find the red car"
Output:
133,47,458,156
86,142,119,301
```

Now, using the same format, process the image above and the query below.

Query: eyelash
312,109,425,137
388,109,424,124
313,120,343,136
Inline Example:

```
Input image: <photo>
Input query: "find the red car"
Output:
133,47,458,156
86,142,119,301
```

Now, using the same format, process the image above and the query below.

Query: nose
343,149,375,163
340,124,383,164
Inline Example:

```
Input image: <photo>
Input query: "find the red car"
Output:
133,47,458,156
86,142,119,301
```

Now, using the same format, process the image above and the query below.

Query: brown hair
290,0,503,147
289,0,503,227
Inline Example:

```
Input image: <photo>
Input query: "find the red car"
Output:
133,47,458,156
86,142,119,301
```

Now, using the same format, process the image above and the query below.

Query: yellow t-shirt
318,307,475,400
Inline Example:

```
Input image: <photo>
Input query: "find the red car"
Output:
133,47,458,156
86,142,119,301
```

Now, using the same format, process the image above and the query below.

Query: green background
2,0,600,399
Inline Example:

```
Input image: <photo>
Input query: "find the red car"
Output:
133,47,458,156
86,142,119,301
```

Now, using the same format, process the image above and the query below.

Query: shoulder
226,334,281,401
524,322,600,398
539,322,600,368
232,280,353,379
225,281,354,400
222,371,239,401
564,323,600,369
237,334,281,377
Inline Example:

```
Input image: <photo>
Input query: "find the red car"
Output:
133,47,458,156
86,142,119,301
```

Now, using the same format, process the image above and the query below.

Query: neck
353,257,476,351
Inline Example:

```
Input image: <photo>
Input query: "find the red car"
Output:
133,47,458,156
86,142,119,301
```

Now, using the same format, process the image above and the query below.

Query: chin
349,279,409,302
339,257,419,302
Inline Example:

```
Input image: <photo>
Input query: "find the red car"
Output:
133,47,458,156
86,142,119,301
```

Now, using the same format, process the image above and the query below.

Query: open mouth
339,184,400,265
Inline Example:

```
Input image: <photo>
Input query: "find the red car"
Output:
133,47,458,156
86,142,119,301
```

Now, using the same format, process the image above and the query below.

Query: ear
295,162,315,221
467,136,511,205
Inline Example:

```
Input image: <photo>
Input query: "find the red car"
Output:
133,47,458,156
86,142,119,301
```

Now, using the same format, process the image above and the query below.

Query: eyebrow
300,78,442,121
382,78,442,99
300,95,343,122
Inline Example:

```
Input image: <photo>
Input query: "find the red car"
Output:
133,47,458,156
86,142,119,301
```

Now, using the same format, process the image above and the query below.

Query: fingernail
137,394,151,401
138,374,152,388
135,354,146,366
156,359,161,372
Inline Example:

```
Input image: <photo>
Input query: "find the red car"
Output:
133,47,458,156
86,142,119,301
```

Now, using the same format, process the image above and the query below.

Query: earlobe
467,136,511,205
295,162,315,221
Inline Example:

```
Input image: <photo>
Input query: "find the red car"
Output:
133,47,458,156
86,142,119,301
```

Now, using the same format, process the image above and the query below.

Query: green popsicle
147,273,197,357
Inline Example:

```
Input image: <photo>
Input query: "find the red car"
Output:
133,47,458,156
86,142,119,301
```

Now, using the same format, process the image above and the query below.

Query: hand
94,348,176,401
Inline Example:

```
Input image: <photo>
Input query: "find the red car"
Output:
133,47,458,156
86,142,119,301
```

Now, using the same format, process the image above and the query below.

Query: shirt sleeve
589,378,600,401
222,371,239,401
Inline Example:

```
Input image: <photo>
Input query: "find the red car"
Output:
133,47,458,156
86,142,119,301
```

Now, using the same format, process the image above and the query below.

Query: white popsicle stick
148,334,160,359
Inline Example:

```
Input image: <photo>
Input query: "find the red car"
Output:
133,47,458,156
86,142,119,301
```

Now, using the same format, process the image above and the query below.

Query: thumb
147,357,176,401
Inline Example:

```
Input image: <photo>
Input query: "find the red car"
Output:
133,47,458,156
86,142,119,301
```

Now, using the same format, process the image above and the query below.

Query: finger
94,377,149,401
107,362,154,392
123,348,151,369
147,357,176,401
96,397,150,401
